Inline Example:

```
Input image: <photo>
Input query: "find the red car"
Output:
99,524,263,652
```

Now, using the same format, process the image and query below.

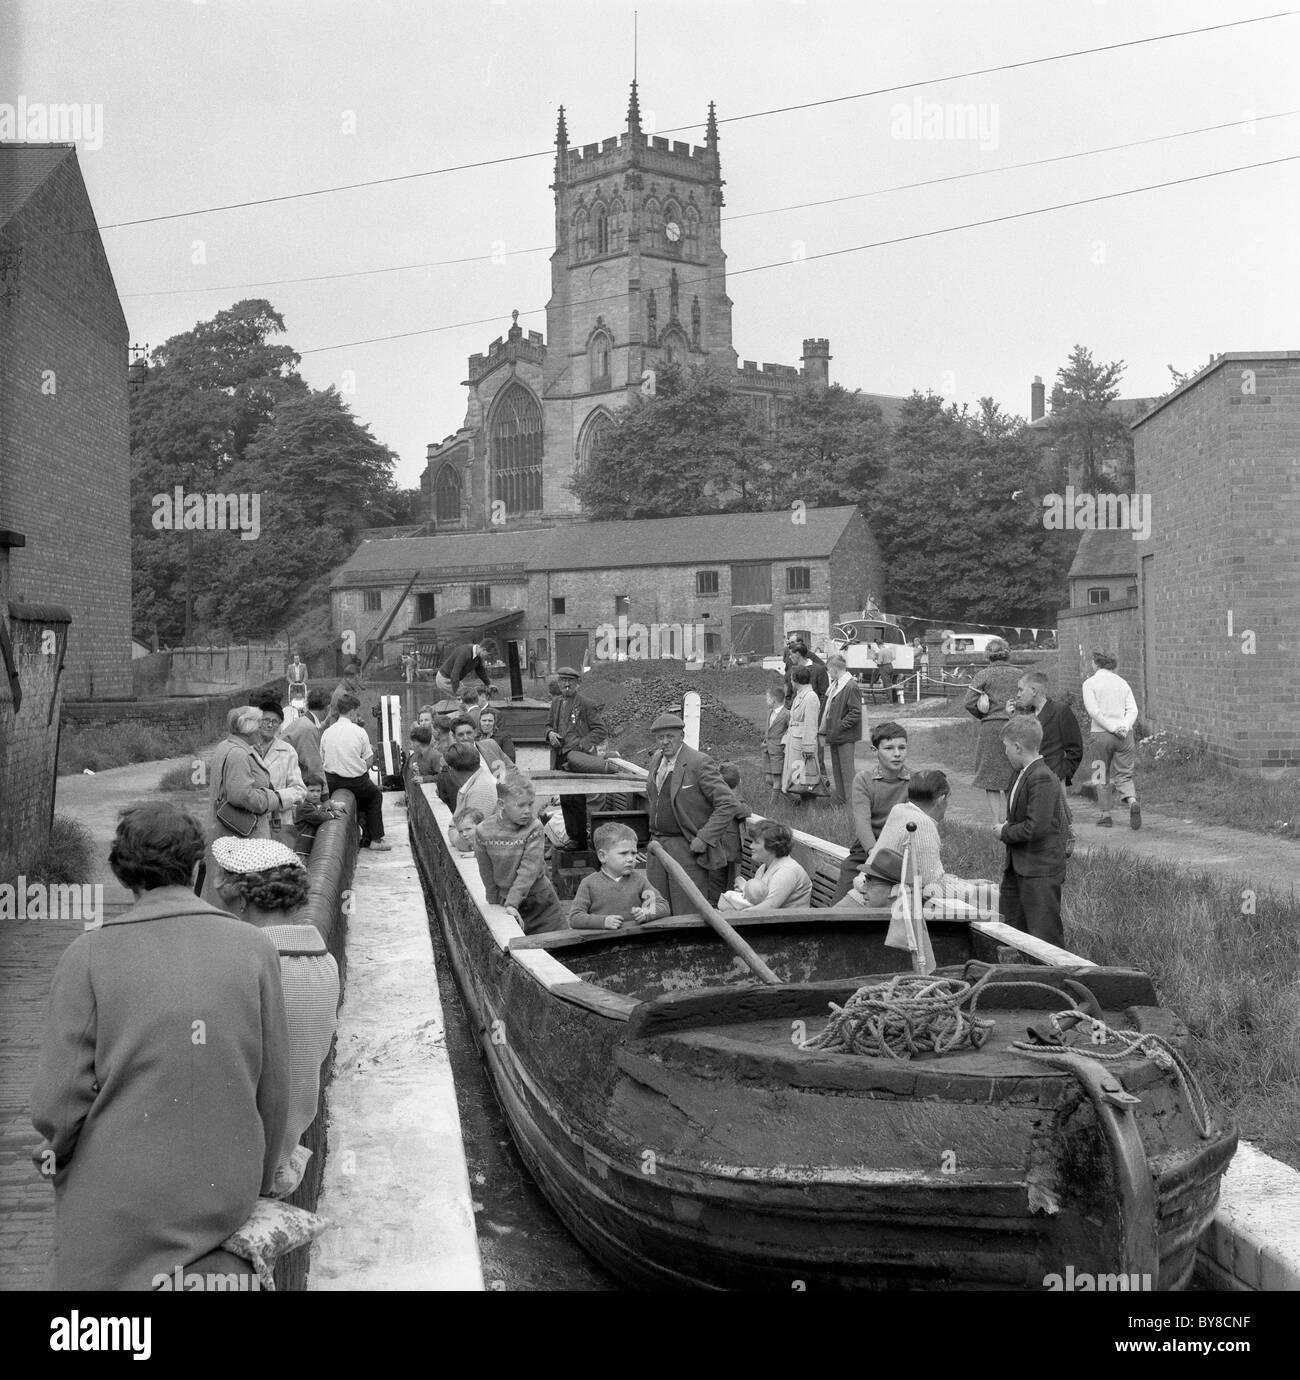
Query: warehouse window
786,566,811,593
696,570,719,596
470,586,491,609
1088,587,1111,605
552,597,566,615
363,590,382,613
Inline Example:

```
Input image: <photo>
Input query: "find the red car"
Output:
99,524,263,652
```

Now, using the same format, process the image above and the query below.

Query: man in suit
1013,670,1083,785
644,713,742,913
435,640,496,700
819,652,863,804
546,667,607,849
283,687,329,790
994,715,1068,946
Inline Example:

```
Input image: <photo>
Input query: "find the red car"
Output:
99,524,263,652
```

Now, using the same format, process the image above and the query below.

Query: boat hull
408,781,1236,1290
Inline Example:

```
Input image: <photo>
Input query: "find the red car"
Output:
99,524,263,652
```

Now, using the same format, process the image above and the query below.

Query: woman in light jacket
31,802,289,1290
202,705,304,905
780,665,821,805
719,820,813,912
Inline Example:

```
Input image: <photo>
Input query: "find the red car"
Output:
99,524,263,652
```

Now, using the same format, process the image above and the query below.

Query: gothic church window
684,206,700,257
574,409,615,489
661,327,688,366
589,330,612,389
574,210,589,260
609,199,625,252
490,384,543,515
595,206,609,255
434,464,462,524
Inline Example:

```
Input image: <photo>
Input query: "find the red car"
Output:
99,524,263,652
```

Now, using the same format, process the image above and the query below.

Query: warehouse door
554,631,590,675
731,612,774,657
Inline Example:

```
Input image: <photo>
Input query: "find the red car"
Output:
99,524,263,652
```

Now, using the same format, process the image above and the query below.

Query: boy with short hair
568,823,667,930
408,723,444,782
450,805,485,854
995,715,1069,946
831,721,910,903
473,773,566,934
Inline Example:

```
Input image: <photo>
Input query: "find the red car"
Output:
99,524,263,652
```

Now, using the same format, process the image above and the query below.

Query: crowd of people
32,806,338,1289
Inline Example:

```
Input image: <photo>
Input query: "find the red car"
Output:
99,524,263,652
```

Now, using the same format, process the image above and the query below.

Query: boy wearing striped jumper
473,773,566,934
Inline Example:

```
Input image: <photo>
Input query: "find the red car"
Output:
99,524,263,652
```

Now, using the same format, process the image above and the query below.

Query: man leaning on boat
644,712,743,913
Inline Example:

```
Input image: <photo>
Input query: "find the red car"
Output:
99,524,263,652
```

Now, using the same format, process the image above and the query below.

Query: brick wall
62,682,285,744
1134,354,1300,769
0,150,132,701
0,605,71,878
1057,599,1144,720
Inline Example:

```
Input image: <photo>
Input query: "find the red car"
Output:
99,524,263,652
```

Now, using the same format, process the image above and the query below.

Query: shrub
21,815,97,886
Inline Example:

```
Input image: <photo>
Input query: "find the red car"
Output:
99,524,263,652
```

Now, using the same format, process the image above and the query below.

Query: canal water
421,889,621,1292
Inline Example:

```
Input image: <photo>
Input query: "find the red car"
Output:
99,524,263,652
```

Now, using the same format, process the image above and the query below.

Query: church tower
542,84,737,517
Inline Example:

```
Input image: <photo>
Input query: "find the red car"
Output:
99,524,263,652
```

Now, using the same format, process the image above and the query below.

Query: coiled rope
1010,1013,1216,1140
804,972,1000,1059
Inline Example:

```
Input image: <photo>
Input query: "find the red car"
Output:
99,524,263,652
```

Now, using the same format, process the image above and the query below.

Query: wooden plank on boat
510,945,579,989
972,920,1096,970
549,981,639,1021
530,772,646,796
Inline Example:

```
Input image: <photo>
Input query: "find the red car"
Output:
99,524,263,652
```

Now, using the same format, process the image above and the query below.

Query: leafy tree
1044,344,1133,491
751,383,890,509
129,301,402,643
871,394,1076,624
570,363,767,518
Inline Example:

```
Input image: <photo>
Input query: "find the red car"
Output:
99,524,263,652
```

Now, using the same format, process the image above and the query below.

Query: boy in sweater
473,773,566,934
568,823,666,930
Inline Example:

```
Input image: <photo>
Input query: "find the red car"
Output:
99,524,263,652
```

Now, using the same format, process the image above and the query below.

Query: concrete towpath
0,755,201,1290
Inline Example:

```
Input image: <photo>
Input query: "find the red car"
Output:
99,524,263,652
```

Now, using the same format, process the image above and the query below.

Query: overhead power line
98,11,1298,230
119,108,1300,299
294,151,1300,357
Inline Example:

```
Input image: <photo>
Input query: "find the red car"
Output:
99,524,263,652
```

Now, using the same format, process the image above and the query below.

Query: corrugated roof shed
332,506,861,586
0,144,73,228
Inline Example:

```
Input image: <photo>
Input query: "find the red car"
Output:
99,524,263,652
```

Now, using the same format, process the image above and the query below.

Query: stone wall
62,681,286,744
0,150,132,700
0,603,71,878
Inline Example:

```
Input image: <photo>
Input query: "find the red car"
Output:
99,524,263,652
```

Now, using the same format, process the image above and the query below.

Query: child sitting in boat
718,820,813,912
567,822,666,930
837,770,990,919
450,805,486,854
473,772,567,935
408,724,444,783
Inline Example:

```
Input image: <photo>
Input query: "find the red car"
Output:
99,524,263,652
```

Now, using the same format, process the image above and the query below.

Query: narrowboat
406,768,1236,1291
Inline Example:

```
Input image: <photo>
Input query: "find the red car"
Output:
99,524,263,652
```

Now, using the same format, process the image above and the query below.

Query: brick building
1065,530,1139,609
420,84,905,530
1130,352,1299,769
331,505,881,672
1059,352,1298,770
1,144,132,701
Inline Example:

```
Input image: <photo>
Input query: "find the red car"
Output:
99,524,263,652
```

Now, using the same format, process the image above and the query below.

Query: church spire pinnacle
555,104,568,150
706,100,718,150
627,79,642,137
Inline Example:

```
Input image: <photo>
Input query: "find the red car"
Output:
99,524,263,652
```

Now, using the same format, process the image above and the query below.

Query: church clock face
665,220,681,243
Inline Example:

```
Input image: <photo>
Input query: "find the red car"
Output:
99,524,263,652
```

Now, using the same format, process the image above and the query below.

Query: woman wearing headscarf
964,637,1022,822
31,802,289,1290
212,836,340,1199
202,705,305,906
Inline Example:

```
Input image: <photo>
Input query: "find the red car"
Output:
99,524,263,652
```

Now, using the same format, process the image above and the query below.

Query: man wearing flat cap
546,667,608,849
644,712,742,914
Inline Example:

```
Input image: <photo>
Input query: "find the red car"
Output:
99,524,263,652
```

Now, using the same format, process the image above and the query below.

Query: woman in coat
31,801,289,1290
780,665,822,805
964,637,1023,821
202,705,304,906
476,708,516,764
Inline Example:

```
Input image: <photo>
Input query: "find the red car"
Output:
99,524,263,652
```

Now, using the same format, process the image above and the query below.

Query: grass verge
728,755,1299,1167
58,723,204,776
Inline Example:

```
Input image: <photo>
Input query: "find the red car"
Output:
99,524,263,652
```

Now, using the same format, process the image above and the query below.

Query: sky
5,0,1298,490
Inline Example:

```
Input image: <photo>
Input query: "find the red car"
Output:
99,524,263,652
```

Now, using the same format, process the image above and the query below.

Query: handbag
214,752,261,837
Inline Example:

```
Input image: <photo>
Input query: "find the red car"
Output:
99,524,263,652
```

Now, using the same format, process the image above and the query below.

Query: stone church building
336,84,906,672
420,82,903,529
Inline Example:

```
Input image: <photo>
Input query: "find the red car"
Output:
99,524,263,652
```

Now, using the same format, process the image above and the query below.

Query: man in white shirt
1081,650,1140,830
321,693,390,850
